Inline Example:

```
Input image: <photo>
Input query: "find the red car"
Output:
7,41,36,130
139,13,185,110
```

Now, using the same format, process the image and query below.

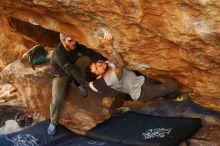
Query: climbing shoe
175,96,185,102
78,85,88,97
175,93,190,102
47,123,56,136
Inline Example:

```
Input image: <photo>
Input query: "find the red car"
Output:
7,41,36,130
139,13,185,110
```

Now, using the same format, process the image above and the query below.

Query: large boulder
0,60,125,134
0,0,220,111
0,80,19,103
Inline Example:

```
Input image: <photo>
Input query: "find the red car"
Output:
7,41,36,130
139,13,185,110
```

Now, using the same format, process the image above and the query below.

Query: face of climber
90,60,108,76
63,38,76,51
60,33,76,51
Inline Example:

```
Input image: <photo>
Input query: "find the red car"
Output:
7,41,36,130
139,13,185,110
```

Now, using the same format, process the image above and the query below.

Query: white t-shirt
102,61,145,100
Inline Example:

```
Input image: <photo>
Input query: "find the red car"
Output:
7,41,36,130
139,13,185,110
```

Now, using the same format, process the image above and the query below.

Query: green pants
50,56,91,125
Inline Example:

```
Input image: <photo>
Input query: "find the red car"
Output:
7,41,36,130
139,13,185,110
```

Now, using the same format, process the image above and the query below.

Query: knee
81,56,91,62
75,56,92,68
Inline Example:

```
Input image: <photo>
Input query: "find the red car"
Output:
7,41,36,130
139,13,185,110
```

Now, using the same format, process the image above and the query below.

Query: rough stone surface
0,0,220,111
0,0,220,144
0,120,25,135
0,15,59,70
0,60,125,134
0,16,31,70
0,80,19,102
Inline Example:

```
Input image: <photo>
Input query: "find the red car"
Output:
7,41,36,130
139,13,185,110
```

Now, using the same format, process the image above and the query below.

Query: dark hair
83,66,97,82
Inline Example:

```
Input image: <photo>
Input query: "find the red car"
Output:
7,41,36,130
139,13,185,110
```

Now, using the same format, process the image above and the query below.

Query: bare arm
101,33,124,79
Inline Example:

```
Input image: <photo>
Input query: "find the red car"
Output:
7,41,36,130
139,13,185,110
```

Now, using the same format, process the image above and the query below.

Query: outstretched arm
77,43,106,62
101,32,124,79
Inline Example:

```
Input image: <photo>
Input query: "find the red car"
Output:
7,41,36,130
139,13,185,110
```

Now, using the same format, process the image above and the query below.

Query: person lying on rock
88,32,189,103
47,33,106,136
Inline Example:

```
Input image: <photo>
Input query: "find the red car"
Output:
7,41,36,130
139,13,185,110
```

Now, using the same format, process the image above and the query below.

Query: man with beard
48,33,105,135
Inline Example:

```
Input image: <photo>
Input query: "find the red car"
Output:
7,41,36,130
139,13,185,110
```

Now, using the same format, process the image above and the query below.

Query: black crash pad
0,120,127,146
87,111,202,146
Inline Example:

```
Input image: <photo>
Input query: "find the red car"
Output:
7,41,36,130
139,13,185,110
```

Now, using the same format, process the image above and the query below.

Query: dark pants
50,56,91,125
138,77,179,102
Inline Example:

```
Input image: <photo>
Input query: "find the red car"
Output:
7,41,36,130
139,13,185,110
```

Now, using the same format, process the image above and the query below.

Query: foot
175,92,190,102
78,85,88,97
47,123,56,136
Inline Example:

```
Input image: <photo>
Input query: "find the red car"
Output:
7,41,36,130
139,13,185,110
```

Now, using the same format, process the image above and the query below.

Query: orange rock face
0,60,125,134
0,1,219,111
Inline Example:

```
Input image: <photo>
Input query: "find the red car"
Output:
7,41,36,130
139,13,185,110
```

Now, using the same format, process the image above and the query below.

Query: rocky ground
1,0,220,111
1,104,220,146
0,80,39,136
0,105,27,135
0,84,220,145
0,105,26,127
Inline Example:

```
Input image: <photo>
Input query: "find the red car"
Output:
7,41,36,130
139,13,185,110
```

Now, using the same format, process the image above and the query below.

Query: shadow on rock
133,99,220,127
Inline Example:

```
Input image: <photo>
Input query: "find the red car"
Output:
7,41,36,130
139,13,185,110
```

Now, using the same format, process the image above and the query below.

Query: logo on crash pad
142,128,172,139
9,134,39,146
